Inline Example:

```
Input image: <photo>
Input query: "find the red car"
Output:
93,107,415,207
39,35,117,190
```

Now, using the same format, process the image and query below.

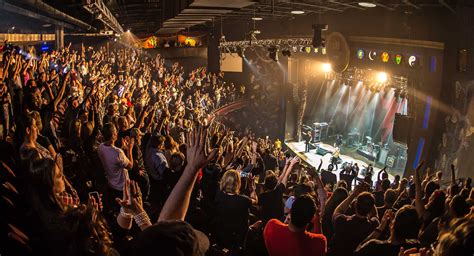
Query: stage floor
285,141,394,184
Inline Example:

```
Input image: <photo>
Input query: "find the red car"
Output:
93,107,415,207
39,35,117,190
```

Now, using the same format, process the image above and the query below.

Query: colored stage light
322,63,332,73
376,72,388,83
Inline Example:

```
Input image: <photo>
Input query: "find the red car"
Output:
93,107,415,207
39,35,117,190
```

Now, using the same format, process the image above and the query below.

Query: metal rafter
83,0,124,34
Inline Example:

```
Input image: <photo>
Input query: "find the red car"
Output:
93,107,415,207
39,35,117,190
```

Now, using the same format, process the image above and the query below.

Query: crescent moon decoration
368,51,376,61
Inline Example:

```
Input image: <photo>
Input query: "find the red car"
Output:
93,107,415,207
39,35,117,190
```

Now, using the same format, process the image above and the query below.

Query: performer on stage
304,130,312,152
334,134,343,148
330,147,340,169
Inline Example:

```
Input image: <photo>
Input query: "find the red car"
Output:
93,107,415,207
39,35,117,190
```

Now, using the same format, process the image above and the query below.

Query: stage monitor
220,53,243,72
393,114,414,145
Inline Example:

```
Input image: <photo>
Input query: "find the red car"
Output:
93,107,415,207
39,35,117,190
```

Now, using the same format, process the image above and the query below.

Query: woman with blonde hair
212,169,257,251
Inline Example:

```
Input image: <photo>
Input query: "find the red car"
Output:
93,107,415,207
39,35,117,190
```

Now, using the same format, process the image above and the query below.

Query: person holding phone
355,206,421,256
212,169,256,251
329,184,379,256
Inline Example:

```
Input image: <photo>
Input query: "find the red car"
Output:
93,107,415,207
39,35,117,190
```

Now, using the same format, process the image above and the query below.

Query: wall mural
435,80,474,180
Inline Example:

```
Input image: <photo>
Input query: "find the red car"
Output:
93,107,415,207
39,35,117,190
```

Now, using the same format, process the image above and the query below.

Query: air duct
19,0,94,31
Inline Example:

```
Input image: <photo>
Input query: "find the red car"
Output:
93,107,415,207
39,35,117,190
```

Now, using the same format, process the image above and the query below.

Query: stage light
358,2,377,7
376,72,388,83
401,90,407,99
322,63,332,73
291,10,305,14
394,88,401,98
127,29,131,33
252,17,263,21
268,47,279,62
238,47,246,58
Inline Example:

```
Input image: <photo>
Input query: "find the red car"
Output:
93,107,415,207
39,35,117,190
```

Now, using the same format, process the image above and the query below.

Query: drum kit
364,136,381,157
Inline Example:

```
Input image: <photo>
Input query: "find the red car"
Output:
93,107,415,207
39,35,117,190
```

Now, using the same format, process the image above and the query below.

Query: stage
285,141,394,185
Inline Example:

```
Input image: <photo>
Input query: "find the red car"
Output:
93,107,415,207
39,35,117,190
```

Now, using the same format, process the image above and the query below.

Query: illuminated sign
356,49,365,59
381,52,390,63
395,54,402,65
408,55,417,67
368,51,377,61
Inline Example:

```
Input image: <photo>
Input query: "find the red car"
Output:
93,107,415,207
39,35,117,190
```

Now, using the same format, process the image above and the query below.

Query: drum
367,143,374,153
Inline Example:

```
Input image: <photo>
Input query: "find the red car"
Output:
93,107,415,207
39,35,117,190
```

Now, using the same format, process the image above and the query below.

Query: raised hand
115,179,144,215
251,141,258,153
414,160,424,184
248,173,257,191
290,156,300,166
186,126,217,170
379,209,394,230
352,183,366,196
88,194,103,212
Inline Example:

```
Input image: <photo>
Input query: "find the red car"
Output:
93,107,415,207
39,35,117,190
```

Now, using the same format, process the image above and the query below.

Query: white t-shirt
98,143,130,191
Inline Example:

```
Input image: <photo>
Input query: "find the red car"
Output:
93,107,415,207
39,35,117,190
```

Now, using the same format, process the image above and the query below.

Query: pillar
55,25,64,50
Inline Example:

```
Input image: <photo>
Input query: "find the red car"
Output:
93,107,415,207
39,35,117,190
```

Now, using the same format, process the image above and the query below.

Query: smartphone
88,191,100,203
240,171,249,178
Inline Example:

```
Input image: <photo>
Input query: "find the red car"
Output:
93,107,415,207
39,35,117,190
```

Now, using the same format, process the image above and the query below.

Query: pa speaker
393,114,414,145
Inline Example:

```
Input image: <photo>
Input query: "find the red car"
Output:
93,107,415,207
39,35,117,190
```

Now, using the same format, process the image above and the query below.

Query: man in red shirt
264,195,327,256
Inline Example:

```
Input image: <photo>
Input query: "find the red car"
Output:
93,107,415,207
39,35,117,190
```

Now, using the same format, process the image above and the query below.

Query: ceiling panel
190,0,255,8
181,8,233,14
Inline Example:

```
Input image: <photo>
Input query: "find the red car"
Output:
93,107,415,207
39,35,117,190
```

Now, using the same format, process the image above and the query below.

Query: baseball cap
131,220,209,256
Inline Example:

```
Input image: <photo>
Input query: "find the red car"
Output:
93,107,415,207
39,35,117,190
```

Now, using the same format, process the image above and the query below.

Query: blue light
412,138,425,169
41,43,50,52
422,96,432,129
430,56,437,73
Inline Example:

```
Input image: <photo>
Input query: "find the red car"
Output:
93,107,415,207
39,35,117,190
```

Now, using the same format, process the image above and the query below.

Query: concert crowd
0,43,473,256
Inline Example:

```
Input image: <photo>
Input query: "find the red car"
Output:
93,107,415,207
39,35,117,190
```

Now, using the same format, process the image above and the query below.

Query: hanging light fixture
358,1,377,7
291,10,305,14
252,9,263,21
